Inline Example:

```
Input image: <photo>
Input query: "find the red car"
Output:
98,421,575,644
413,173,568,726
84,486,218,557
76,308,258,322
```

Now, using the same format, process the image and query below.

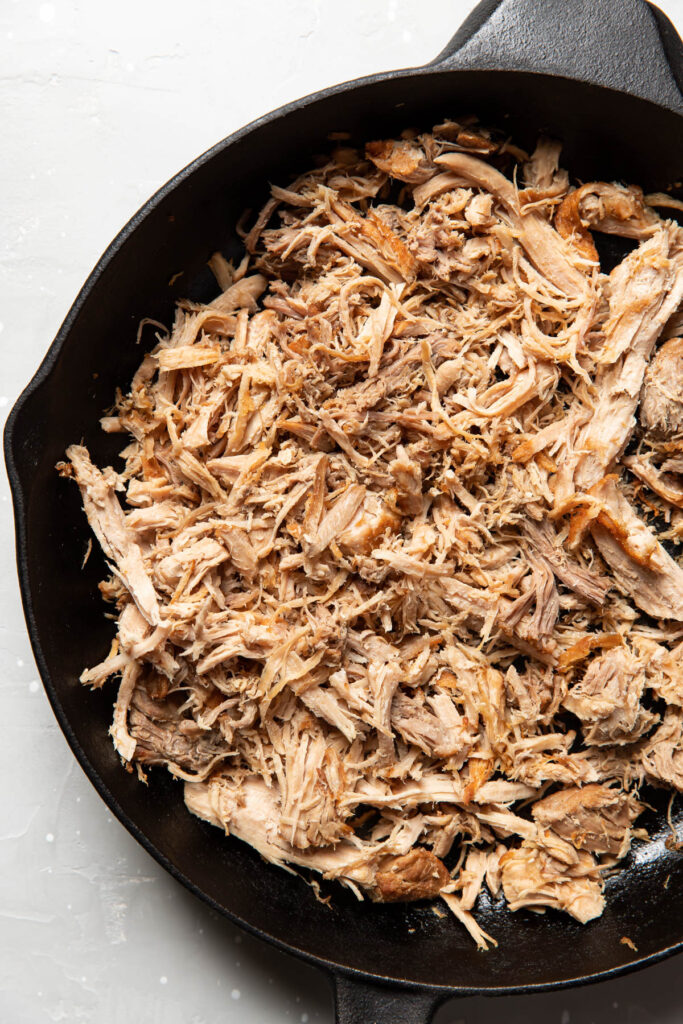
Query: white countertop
3,2,683,1021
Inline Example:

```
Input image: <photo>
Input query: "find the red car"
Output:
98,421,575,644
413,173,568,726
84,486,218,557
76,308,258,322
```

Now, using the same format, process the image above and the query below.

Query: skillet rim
5,62,683,997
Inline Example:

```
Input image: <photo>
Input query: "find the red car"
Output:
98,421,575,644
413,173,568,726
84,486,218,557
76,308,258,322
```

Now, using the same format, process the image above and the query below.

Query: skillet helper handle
333,976,442,1024
431,0,683,113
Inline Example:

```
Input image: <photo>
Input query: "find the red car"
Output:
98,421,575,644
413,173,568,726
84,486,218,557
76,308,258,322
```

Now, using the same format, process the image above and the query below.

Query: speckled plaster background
3,2,683,1022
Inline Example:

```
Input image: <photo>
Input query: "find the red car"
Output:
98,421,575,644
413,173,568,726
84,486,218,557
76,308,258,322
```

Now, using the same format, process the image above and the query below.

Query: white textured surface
3,2,683,1021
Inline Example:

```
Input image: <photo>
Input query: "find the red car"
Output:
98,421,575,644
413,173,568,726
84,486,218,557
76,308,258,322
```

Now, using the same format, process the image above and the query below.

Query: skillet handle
333,975,443,1024
430,0,683,113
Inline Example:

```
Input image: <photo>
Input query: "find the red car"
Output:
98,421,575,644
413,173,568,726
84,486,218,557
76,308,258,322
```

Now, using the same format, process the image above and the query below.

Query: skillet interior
7,67,683,992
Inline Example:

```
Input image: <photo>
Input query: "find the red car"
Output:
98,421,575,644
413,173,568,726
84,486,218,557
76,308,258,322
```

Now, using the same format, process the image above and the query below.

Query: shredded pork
59,119,683,949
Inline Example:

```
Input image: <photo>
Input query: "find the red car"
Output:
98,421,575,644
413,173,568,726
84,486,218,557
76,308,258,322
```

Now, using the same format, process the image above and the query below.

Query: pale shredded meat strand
59,119,683,949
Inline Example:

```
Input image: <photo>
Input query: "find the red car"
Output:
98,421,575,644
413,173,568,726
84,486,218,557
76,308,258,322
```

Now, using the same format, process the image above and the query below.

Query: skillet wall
10,68,683,990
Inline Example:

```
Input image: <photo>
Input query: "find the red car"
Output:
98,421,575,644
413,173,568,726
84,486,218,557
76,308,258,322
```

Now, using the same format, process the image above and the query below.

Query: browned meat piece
556,182,658,262
640,337,683,437
623,453,683,508
532,784,643,856
501,839,605,923
451,126,498,155
586,476,683,621
330,201,417,284
374,849,450,902
558,633,623,671
563,645,658,746
365,138,434,184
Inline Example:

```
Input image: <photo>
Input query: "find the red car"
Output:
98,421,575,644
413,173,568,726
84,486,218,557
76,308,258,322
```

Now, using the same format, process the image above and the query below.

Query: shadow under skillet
434,950,683,1024
170,872,683,1024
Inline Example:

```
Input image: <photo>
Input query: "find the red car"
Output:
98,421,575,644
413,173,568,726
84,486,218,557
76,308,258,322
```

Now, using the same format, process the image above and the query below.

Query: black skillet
5,1,683,1020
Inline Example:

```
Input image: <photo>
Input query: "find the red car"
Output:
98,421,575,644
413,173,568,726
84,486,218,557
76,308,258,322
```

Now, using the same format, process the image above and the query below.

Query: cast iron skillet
5,1,683,1020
